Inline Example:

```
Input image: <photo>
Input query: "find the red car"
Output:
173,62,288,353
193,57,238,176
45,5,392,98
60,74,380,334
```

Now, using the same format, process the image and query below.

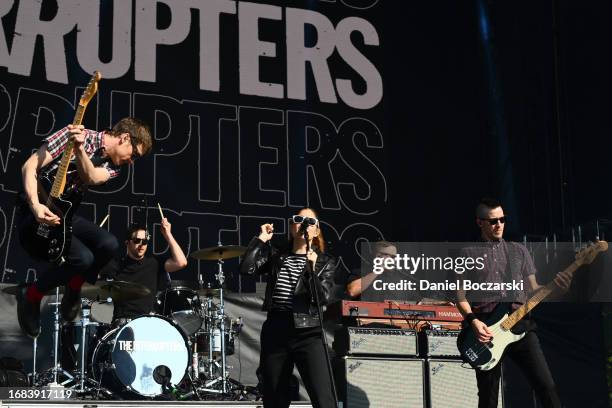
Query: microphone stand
302,227,338,407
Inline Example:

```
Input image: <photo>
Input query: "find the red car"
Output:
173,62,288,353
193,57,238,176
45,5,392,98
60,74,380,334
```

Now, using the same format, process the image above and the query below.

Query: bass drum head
92,315,190,397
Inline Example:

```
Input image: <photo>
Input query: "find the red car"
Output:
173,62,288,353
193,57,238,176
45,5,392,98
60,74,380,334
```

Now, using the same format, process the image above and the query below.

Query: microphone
298,219,309,234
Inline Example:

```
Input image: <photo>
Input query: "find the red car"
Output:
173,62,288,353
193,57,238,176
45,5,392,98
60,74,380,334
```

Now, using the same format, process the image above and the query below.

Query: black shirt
100,255,169,320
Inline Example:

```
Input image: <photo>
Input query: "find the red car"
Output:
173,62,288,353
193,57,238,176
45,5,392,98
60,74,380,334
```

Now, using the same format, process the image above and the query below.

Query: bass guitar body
456,304,525,371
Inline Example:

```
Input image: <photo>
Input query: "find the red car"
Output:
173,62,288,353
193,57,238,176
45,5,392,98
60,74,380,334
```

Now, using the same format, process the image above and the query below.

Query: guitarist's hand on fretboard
67,124,86,149
32,203,60,225
552,270,572,293
472,319,493,343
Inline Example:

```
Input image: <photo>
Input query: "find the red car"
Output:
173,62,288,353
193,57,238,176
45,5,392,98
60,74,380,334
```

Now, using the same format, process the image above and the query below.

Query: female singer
240,207,337,408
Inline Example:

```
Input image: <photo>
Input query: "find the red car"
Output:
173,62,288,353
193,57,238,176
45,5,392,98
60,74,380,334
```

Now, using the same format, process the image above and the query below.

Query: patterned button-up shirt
43,127,120,189
460,240,536,313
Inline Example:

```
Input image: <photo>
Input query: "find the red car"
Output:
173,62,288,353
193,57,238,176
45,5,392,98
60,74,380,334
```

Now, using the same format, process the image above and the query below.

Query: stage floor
0,402,313,408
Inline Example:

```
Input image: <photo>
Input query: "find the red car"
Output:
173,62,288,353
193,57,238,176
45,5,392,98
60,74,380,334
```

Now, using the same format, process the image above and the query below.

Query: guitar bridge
37,224,50,238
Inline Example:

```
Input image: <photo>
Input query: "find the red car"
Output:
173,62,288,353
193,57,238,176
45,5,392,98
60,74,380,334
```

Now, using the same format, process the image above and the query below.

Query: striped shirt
271,254,307,311
44,126,121,188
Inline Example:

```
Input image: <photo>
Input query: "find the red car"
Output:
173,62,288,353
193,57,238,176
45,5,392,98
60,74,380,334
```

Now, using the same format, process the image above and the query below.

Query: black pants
260,311,335,408
475,330,561,408
24,215,118,291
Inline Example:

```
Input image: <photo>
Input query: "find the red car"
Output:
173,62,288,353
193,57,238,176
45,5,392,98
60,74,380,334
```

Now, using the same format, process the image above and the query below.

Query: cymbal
198,288,221,297
190,245,247,260
2,285,64,296
81,280,150,302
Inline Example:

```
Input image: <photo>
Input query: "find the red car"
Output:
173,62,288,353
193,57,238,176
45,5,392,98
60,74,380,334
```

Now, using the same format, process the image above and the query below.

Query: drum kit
2,244,257,401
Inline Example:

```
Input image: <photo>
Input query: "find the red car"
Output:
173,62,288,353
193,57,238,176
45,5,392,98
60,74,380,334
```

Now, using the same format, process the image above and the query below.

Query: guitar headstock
79,71,102,106
575,240,608,266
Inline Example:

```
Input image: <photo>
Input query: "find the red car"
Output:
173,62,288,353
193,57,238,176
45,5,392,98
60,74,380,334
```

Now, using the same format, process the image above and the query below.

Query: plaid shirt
43,126,120,188
460,240,536,313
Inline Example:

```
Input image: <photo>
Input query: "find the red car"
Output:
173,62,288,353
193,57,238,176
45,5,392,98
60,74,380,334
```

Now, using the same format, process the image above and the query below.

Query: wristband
465,313,477,323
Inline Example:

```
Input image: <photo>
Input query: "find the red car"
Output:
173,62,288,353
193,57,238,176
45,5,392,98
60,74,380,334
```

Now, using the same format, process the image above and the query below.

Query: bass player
456,198,571,408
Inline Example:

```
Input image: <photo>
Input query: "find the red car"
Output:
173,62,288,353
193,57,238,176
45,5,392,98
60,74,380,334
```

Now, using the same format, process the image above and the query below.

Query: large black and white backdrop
0,1,611,407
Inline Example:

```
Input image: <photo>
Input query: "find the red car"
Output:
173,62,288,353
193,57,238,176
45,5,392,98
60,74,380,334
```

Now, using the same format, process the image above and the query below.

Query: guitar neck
48,104,87,199
500,262,578,330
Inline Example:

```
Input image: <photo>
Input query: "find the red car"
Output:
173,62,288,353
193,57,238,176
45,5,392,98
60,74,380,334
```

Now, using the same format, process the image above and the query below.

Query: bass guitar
457,240,608,371
19,71,102,264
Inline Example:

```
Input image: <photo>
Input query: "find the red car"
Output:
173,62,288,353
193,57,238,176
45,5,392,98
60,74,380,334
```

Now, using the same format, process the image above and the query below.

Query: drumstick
157,203,165,219
99,214,109,227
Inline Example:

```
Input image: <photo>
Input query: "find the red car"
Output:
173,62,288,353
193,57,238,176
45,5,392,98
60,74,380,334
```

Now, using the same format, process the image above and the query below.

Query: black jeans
260,311,335,408
24,215,118,291
475,330,561,408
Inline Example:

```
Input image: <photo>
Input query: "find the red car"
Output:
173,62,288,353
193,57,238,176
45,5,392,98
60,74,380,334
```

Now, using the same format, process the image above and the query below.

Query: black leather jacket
240,237,338,328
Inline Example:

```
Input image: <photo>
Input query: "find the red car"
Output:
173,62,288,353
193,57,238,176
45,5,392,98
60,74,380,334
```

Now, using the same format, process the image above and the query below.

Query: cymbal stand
78,300,90,392
73,299,103,395
216,244,229,394
43,287,74,387
206,297,215,380
197,244,230,395
31,337,37,385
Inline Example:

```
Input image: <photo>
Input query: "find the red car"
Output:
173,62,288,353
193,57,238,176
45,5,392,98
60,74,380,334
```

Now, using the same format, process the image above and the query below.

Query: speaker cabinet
423,330,461,357
335,327,418,356
342,357,425,408
428,359,503,408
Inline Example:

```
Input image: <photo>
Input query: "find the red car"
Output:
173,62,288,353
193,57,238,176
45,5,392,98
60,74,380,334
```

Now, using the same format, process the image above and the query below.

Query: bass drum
91,315,190,398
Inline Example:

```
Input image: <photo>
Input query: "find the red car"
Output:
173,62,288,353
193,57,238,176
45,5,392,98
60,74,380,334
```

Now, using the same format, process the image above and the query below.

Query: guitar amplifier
428,359,503,408
334,326,418,356
342,357,425,408
423,330,461,357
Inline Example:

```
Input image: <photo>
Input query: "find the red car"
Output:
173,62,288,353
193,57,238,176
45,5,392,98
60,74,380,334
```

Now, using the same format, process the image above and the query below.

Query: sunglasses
481,217,506,226
290,215,319,226
128,134,141,160
131,238,149,245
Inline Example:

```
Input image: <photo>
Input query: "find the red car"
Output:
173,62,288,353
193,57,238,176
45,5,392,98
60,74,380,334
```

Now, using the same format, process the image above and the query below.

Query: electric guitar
457,240,608,371
19,71,102,264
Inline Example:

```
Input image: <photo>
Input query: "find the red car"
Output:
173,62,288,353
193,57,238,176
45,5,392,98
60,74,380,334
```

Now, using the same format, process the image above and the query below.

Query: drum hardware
4,285,98,390
4,285,76,388
72,299,109,394
189,242,248,396
47,287,75,387
31,336,37,385
6,265,260,400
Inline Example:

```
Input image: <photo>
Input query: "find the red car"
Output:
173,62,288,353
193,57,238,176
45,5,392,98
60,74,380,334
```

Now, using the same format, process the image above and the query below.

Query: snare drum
155,287,203,335
91,315,190,398
90,301,114,324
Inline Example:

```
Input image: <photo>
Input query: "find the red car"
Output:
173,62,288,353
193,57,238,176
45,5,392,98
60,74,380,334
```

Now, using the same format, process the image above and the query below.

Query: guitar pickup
465,348,478,362
36,224,50,238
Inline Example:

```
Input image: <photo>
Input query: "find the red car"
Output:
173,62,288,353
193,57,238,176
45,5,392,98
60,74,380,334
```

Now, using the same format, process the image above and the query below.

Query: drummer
100,218,188,325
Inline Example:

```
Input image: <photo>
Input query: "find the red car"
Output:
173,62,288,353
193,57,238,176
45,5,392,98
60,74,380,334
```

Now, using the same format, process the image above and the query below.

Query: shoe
16,285,41,338
60,285,81,321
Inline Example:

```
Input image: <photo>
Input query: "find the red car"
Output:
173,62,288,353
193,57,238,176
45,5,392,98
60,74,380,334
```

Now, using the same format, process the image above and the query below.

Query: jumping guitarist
456,198,571,408
16,118,153,338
